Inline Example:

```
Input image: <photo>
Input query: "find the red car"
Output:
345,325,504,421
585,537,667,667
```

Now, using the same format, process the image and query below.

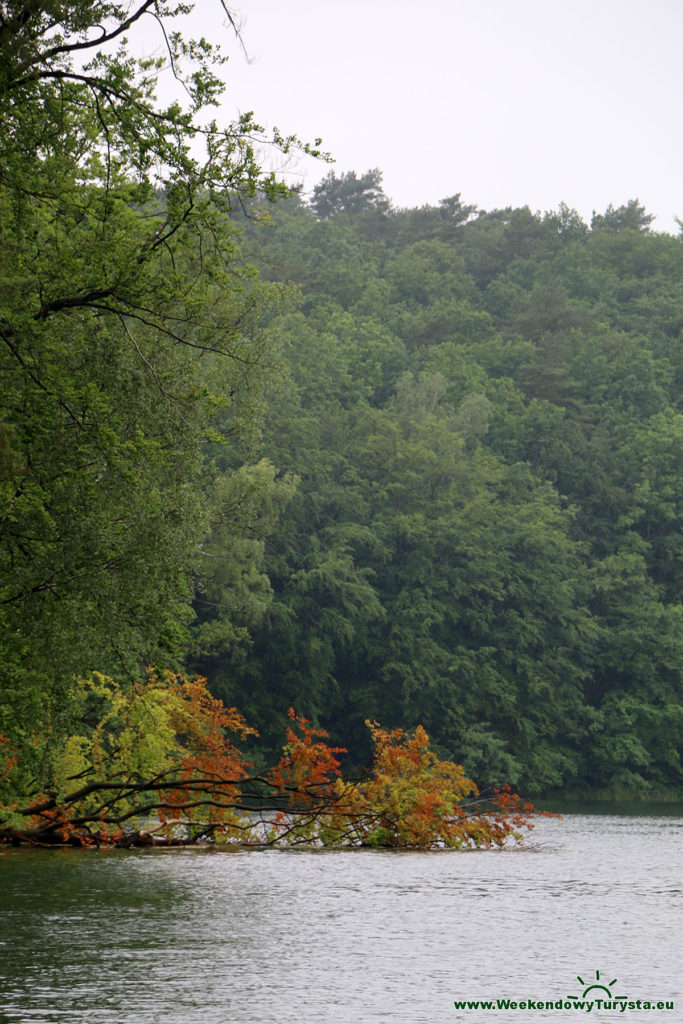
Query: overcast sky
169,0,683,231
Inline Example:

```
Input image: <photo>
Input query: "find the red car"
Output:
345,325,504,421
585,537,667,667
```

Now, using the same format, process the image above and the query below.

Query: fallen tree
0,670,549,849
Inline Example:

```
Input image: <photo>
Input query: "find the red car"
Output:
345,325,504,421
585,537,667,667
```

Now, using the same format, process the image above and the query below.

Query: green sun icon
568,969,628,1002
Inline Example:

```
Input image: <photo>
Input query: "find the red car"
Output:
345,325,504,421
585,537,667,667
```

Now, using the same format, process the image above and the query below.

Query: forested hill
190,171,683,798
8,4,682,847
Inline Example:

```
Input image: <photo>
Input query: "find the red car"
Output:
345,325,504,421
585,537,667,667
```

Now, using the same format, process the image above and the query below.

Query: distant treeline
189,172,683,797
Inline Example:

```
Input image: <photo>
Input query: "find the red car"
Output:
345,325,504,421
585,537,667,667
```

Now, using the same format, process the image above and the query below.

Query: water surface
0,814,680,1023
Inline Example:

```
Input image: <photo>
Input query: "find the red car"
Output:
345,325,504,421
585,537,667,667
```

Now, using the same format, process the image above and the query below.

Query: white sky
161,0,683,231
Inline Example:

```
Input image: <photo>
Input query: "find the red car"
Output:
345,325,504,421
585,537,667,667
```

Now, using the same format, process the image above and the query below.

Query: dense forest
184,174,683,798
1,4,682,834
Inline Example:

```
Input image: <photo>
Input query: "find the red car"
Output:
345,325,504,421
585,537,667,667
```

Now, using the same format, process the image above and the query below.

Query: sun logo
568,969,627,1002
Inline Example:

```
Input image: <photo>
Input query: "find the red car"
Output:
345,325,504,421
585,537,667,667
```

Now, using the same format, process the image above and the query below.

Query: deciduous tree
0,2,317,750
0,679,542,849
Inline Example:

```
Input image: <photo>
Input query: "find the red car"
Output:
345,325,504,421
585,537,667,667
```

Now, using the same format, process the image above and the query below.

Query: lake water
0,810,681,1023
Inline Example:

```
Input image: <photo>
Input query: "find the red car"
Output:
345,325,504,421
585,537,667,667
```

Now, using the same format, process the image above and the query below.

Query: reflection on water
0,815,681,1023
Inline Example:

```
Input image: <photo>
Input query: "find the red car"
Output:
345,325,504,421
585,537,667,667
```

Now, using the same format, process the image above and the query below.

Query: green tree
0,2,317,755
227,177,683,796
591,199,655,233
311,168,390,221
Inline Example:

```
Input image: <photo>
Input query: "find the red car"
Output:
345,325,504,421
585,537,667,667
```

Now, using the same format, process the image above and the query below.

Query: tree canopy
2,2,681,821
0,1,314,752
0,670,541,849
203,176,683,799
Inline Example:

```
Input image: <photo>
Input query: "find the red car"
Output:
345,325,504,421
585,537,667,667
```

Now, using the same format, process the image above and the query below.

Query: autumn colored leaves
0,673,541,849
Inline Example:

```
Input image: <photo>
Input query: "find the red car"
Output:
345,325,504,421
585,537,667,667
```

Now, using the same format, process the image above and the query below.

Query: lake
0,809,681,1023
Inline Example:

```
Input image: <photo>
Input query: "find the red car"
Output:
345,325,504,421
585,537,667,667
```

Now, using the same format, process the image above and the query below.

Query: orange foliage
268,709,346,805
146,669,257,821
0,733,19,789
321,721,548,849
0,675,551,849
0,672,262,846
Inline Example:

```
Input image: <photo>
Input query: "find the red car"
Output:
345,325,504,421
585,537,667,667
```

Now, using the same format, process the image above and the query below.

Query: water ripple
0,815,680,1023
